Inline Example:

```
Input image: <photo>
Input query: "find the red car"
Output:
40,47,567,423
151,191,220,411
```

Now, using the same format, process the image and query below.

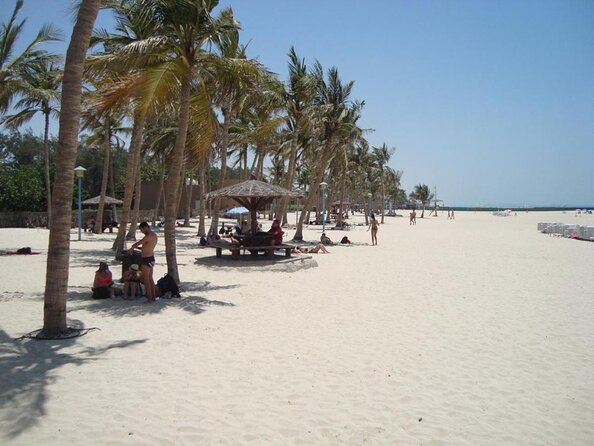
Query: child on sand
122,263,143,300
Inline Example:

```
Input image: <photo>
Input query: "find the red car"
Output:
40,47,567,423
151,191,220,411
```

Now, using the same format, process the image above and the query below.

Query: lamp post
74,166,86,240
320,181,328,233
367,192,372,219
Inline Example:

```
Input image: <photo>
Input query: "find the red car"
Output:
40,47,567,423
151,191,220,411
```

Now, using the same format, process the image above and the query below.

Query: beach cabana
205,180,302,234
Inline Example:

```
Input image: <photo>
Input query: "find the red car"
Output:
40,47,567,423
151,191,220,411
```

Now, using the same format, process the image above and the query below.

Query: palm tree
0,0,61,114
410,183,433,218
147,0,238,283
41,0,101,338
206,26,265,237
277,47,316,225
293,63,363,241
88,0,177,258
371,143,395,224
2,59,62,226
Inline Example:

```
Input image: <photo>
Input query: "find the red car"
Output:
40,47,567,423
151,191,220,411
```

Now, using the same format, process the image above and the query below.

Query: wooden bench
210,243,293,260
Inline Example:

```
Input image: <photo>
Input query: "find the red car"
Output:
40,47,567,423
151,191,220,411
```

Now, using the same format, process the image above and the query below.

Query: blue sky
3,0,593,206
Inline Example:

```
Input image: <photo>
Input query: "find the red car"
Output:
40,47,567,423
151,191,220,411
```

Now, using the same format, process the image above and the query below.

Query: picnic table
209,234,293,260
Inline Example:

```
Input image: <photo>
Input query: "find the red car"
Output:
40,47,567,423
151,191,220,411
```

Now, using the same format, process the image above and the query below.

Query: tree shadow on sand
0,324,146,439
64,281,237,318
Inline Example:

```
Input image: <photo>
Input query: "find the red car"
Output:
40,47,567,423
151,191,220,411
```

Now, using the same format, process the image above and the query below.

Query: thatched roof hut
205,180,301,233
82,195,123,206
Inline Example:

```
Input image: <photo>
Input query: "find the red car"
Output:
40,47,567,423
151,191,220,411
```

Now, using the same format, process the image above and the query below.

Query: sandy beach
1,211,593,445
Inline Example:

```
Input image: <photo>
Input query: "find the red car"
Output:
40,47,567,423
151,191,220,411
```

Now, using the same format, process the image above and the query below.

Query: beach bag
92,287,110,299
157,273,180,298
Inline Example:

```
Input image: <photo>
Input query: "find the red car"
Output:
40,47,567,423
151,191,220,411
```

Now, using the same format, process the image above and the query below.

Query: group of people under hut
210,217,361,255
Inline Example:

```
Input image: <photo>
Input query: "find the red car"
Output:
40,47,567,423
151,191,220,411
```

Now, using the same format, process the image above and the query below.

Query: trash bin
122,250,142,277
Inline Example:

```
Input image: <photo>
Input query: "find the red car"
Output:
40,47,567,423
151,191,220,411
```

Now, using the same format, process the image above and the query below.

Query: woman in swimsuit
93,261,114,299
367,215,379,245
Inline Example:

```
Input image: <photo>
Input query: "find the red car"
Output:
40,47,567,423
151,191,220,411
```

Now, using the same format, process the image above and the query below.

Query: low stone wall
0,212,48,228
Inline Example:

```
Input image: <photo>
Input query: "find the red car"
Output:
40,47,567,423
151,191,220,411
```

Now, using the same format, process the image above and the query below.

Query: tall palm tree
146,0,237,282
277,47,316,225
81,98,128,233
205,26,265,236
88,0,179,258
410,183,433,218
41,0,101,338
371,143,394,224
2,59,62,226
0,0,61,114
293,63,363,241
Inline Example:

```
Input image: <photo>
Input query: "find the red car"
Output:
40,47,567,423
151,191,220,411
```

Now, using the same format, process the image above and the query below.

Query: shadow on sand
0,325,146,439
65,281,237,319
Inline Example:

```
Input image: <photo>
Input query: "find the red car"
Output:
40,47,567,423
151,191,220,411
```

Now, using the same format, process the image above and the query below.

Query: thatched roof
205,180,301,201
82,195,123,206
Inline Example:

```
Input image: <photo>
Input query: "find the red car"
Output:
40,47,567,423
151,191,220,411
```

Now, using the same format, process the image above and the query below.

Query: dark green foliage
0,163,45,210
0,129,130,211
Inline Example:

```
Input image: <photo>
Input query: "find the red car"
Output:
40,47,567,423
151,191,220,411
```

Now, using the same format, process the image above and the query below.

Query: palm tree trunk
380,179,385,224
337,169,347,223
278,125,300,225
41,0,100,338
293,141,333,241
43,108,52,228
110,141,118,223
208,112,231,235
152,159,165,226
184,169,194,226
95,118,110,233
164,74,192,284
126,171,142,239
113,109,146,258
176,161,186,220
197,163,207,236
255,144,266,180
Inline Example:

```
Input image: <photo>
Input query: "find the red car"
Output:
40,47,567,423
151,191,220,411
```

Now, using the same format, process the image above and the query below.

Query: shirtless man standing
129,221,158,303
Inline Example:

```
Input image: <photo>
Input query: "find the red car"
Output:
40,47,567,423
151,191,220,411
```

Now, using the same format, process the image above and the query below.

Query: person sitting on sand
268,219,284,245
92,261,114,299
122,263,143,300
340,236,352,244
231,220,248,244
86,215,96,233
292,243,330,254
320,233,334,245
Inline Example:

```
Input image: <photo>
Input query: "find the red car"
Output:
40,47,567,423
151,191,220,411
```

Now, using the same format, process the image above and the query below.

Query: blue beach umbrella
224,206,249,215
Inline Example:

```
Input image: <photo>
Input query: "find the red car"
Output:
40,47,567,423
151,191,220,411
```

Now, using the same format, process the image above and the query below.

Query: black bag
157,273,180,298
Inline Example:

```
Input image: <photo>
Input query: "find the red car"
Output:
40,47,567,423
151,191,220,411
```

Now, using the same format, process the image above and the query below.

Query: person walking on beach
367,214,379,245
410,210,417,225
129,221,157,303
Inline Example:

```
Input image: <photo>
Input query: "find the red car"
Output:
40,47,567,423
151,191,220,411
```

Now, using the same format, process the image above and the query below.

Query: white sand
1,211,594,445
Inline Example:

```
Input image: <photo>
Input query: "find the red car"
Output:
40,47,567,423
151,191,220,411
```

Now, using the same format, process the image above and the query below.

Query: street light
320,181,328,233
74,166,86,240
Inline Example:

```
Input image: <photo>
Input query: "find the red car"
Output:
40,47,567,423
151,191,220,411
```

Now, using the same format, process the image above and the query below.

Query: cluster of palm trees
1,0,413,336
2,0,407,262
